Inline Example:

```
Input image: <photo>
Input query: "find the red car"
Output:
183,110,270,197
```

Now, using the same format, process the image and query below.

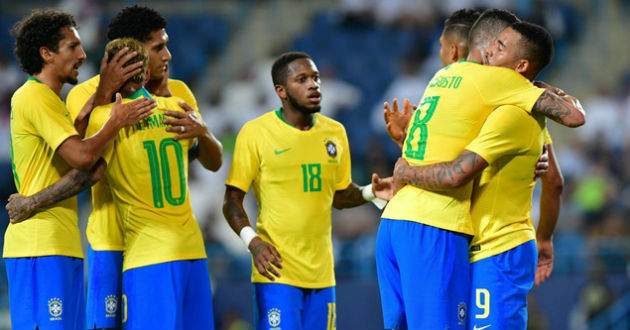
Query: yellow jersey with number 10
85,90,205,271
66,75,200,251
382,60,544,235
226,109,352,288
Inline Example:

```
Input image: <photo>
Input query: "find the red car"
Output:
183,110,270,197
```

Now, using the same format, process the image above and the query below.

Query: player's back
383,60,544,235
86,90,205,271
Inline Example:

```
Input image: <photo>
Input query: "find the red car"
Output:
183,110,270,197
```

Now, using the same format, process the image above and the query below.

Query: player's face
486,27,522,70
143,29,171,81
284,58,321,114
51,27,86,85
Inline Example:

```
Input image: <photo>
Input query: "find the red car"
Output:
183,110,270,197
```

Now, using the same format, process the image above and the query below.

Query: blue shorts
122,259,214,330
4,256,85,330
376,219,471,330
470,240,537,330
86,245,123,329
254,283,336,330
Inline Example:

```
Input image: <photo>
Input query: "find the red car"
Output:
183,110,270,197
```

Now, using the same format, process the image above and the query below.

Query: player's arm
333,174,396,209
394,151,488,190
6,159,106,223
532,82,585,128
56,94,155,171
222,185,282,280
535,143,563,286
164,102,223,171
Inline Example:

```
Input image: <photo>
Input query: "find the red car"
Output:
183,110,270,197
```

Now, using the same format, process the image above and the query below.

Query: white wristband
361,184,376,201
239,226,258,249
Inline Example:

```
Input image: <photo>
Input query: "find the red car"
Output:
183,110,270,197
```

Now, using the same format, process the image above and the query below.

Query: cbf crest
457,302,467,325
48,297,63,320
325,140,337,158
267,307,281,329
105,294,118,317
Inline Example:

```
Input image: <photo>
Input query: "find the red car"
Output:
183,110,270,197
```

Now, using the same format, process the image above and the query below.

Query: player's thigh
470,241,537,330
254,283,303,330
86,246,123,329
302,286,336,330
394,222,470,330
182,259,214,330
375,218,407,330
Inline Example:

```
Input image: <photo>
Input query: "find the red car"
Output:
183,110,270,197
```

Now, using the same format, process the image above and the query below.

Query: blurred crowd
0,0,628,329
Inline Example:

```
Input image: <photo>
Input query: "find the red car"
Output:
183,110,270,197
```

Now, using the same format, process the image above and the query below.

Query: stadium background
0,0,627,329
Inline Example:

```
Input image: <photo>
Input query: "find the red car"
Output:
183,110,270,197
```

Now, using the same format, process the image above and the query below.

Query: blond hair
105,37,148,84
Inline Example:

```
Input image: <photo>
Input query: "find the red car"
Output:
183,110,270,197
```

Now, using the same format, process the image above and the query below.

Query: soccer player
375,9,584,330
392,21,566,329
4,10,154,330
222,51,394,330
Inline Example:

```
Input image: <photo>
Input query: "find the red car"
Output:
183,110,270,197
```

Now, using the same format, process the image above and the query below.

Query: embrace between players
5,5,583,330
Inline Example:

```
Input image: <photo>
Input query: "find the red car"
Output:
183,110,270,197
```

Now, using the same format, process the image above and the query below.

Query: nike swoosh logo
473,325,491,330
274,148,291,155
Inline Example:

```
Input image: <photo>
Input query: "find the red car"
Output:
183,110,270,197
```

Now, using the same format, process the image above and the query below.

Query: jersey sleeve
66,83,93,120
334,125,352,190
225,122,260,193
168,79,199,113
474,66,544,113
465,105,535,164
85,105,115,164
26,97,78,151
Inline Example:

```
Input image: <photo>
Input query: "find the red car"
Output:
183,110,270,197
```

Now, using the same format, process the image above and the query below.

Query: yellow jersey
85,89,205,271
466,105,546,262
382,60,544,235
4,77,82,258
66,76,199,251
226,109,352,288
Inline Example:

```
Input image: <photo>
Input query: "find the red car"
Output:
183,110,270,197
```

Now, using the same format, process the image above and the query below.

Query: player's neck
280,106,314,131
466,48,483,63
33,70,63,97
146,77,171,97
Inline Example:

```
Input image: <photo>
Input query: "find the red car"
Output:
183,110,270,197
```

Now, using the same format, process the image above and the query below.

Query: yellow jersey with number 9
382,60,544,235
85,89,205,271
66,76,200,251
226,109,352,288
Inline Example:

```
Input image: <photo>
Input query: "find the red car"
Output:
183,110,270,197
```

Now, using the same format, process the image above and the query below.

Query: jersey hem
381,216,474,235
470,237,536,263
2,250,84,259
123,253,207,272
252,278,335,289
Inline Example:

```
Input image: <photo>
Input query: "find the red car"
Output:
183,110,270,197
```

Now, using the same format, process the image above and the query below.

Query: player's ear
514,59,530,75
275,84,286,99
40,46,54,64
450,43,460,63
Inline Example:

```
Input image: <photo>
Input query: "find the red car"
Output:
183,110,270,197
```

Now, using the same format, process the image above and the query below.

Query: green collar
126,87,153,100
27,76,42,83
461,58,481,65
275,108,316,129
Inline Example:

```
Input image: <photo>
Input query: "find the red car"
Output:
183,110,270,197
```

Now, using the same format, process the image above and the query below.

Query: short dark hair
12,10,76,75
107,5,167,42
271,51,311,86
469,8,519,50
511,21,554,77
443,9,480,55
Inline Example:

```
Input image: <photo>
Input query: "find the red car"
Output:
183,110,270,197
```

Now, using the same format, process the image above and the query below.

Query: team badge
105,294,118,317
267,308,281,328
325,141,337,158
48,297,63,320
457,302,467,325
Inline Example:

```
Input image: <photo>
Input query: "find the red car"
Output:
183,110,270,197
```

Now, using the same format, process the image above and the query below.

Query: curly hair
11,9,77,75
107,5,167,42
105,38,149,84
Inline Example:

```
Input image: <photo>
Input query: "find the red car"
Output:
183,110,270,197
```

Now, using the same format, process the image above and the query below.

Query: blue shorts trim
470,240,537,330
254,283,336,330
122,259,214,330
376,219,471,330
86,245,123,329
4,256,85,330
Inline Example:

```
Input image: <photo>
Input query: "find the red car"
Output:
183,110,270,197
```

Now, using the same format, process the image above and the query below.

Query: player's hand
384,98,415,148
163,102,209,141
96,48,144,103
535,237,554,286
393,157,410,189
6,193,36,224
109,93,156,127
249,237,283,281
534,144,549,180
533,81,566,96
371,173,397,200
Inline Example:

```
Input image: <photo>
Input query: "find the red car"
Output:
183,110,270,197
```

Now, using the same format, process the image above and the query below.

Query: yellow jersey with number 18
466,105,546,262
66,75,200,251
226,109,352,288
382,60,544,235
4,77,81,258
85,89,205,271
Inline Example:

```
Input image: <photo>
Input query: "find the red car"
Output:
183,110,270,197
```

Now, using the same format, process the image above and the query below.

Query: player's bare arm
57,93,155,171
164,101,223,171
394,150,488,190
383,98,415,148
532,82,585,127
223,185,282,281
332,183,366,209
6,159,106,223
535,143,563,286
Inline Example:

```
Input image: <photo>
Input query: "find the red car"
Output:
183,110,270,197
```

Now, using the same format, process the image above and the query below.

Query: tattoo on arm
31,165,102,209
532,90,584,127
397,151,488,190
333,183,367,209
